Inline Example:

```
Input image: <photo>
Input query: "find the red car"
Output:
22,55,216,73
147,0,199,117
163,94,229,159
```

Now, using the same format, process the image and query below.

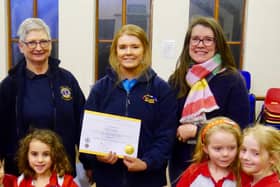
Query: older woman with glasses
0,18,85,177
168,16,250,186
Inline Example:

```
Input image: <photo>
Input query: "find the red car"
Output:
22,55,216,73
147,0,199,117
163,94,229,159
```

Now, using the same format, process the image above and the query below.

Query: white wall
0,0,7,80
151,0,189,81
243,0,280,114
59,0,95,97
243,0,280,96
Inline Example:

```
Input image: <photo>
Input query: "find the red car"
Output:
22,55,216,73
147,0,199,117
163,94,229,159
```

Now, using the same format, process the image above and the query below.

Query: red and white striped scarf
180,54,222,123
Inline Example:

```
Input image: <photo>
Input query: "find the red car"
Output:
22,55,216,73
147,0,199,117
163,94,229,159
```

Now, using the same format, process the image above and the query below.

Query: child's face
0,160,4,184
203,130,238,169
239,134,272,176
28,139,53,177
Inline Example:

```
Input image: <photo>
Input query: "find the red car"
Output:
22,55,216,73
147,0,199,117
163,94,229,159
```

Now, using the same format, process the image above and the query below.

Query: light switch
161,40,176,59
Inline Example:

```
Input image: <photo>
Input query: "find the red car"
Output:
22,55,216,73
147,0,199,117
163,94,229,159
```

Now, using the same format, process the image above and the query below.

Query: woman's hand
123,156,147,172
96,151,118,164
177,123,198,142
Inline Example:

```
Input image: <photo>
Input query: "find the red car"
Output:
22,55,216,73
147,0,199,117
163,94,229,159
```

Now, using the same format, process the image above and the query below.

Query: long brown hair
169,16,236,98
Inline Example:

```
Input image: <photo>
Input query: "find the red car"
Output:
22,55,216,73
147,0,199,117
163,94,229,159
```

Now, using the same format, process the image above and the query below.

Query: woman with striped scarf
168,16,250,186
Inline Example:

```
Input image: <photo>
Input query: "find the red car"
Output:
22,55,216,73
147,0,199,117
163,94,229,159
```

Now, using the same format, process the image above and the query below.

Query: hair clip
201,118,238,143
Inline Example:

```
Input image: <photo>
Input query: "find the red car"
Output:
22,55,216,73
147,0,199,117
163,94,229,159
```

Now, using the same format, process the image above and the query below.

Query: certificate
79,110,141,158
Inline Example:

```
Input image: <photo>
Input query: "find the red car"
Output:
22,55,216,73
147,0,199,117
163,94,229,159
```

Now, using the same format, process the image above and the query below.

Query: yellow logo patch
142,94,158,104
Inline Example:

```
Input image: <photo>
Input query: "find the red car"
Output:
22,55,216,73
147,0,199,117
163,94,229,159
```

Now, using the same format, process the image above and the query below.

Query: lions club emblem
60,86,72,101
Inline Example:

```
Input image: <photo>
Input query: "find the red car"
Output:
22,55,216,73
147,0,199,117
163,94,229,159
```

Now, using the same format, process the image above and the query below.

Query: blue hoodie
84,68,177,187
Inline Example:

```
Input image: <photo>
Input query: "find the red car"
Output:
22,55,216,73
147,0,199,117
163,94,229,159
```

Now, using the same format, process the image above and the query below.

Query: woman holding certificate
82,24,177,187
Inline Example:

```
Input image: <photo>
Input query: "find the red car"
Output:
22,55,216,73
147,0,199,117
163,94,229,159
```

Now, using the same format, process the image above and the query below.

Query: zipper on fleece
125,92,131,116
49,80,57,130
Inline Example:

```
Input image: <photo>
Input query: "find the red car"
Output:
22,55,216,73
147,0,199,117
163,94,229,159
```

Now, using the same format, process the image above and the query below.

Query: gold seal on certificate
124,144,134,155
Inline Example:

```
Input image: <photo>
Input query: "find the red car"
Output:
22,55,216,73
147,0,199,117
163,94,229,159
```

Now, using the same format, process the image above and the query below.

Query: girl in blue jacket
83,24,177,187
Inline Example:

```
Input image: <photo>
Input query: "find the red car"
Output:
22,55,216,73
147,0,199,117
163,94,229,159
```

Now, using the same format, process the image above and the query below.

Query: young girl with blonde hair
240,124,280,187
16,129,78,187
177,116,242,187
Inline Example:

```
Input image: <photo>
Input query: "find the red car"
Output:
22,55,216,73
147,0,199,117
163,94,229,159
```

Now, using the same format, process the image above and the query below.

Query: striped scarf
180,54,221,123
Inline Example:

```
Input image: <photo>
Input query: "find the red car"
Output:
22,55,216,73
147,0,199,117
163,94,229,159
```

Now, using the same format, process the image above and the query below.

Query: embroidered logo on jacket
142,94,158,104
60,86,72,101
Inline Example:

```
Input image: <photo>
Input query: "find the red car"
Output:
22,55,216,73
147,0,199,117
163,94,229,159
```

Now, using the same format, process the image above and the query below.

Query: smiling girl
16,129,78,187
176,117,242,187
240,124,280,187
81,24,177,187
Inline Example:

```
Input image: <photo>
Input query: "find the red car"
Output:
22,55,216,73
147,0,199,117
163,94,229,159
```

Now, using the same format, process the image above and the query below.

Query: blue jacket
0,57,85,175
168,69,250,184
84,68,177,187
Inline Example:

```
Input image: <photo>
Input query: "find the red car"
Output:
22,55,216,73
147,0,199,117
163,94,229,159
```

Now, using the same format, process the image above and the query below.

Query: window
96,0,151,79
7,0,58,68
189,0,246,69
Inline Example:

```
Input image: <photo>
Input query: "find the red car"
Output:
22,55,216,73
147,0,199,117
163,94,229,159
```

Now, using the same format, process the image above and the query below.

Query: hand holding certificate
79,110,141,158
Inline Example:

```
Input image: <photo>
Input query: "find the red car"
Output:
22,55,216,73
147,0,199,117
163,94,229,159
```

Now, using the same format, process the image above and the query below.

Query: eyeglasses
22,40,51,49
190,36,215,46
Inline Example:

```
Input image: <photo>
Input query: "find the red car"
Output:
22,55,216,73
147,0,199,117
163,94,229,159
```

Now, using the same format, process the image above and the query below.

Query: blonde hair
109,24,151,80
16,129,72,178
242,124,280,176
193,116,242,184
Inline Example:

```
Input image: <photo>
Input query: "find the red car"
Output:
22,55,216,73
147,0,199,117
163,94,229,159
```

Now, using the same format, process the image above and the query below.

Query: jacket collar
106,67,157,84
8,57,60,77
